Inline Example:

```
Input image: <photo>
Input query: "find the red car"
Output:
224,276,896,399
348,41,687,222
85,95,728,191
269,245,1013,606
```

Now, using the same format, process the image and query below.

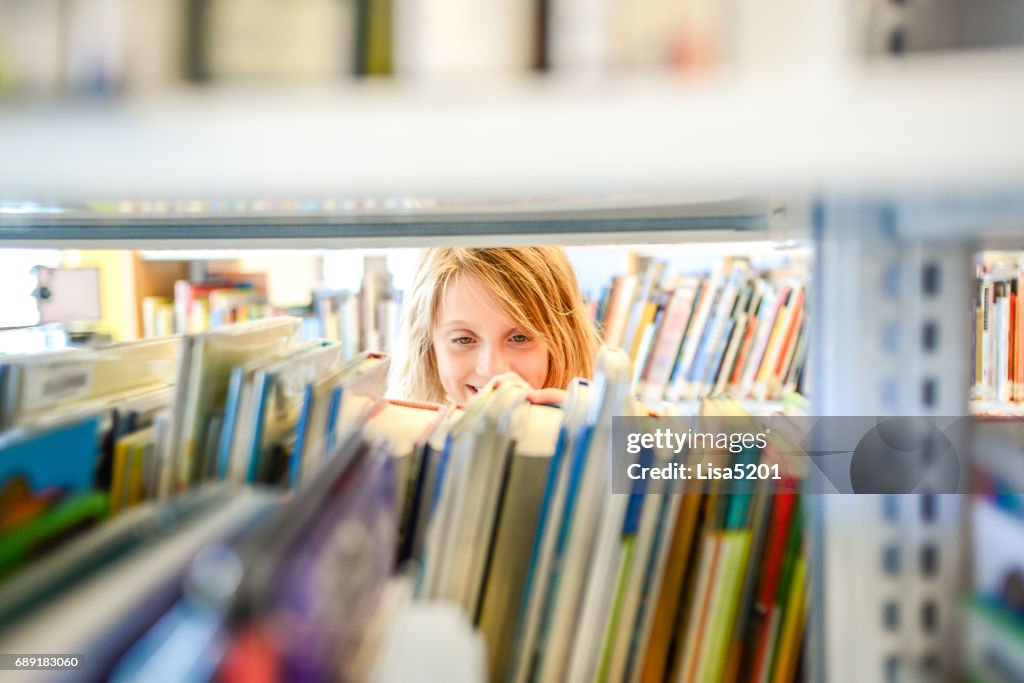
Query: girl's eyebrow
439,320,474,330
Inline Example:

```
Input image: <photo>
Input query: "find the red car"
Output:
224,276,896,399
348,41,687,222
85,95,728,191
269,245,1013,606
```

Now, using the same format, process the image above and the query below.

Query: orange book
1016,279,1024,400
773,289,805,377
769,299,806,399
752,291,795,399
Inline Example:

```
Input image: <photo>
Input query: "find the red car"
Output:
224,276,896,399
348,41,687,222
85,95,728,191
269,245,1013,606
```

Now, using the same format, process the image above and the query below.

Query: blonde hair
388,247,600,403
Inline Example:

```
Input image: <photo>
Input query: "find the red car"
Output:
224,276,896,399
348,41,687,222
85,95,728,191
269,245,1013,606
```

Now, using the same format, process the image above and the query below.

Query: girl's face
432,273,549,404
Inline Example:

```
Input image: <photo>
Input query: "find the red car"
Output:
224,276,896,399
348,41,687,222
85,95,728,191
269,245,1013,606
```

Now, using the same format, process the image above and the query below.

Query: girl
388,246,600,405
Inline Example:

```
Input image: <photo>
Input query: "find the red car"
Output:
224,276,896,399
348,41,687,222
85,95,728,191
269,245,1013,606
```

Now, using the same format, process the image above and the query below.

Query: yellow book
771,555,808,683
109,427,156,515
630,301,659,365
753,303,792,397
128,441,146,507
699,531,753,683
109,440,133,517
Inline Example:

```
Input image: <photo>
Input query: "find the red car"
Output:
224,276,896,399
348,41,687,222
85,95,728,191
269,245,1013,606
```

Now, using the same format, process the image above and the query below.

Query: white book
997,287,1010,403
420,389,493,600
549,0,615,73
457,383,529,615
369,602,486,683
393,0,533,76
2,337,179,430
565,475,629,683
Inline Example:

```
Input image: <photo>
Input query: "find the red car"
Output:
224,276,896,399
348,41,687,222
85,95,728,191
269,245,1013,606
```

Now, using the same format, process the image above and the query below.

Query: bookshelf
2,48,1024,683
2,51,1024,208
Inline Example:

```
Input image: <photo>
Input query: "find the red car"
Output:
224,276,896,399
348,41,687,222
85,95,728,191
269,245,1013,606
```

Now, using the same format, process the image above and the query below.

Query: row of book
0,0,730,96
142,274,273,338
410,348,809,683
0,322,808,681
0,322,483,681
312,273,402,358
143,271,401,359
595,258,808,405
971,258,1024,403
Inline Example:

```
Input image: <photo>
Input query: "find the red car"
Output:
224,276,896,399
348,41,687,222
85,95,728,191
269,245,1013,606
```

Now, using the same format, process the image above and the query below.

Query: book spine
685,278,738,400
1017,269,1024,401
668,274,720,401
750,289,793,401
644,286,697,403
739,286,784,399
997,283,1009,402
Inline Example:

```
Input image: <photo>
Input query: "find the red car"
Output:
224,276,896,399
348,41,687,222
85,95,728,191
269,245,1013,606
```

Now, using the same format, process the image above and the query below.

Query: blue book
216,367,244,480
0,416,101,495
288,383,316,490
621,446,652,536
244,372,274,483
323,385,344,457
700,317,736,392
530,423,594,675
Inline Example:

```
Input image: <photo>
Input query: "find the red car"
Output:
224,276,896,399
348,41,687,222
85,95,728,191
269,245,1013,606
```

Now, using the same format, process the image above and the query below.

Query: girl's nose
477,346,511,377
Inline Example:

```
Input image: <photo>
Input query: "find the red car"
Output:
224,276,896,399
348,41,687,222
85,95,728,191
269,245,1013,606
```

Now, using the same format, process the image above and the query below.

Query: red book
748,490,798,682
729,308,762,387
218,626,280,683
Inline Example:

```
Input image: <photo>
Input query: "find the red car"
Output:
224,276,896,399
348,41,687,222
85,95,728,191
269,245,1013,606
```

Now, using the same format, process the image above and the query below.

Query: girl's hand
486,373,568,407
526,387,568,407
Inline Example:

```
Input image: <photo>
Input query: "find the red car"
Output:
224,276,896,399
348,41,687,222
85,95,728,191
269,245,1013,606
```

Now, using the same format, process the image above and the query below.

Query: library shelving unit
3,49,1024,683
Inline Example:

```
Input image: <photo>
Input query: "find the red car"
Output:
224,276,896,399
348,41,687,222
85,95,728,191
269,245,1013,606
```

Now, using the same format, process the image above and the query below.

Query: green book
0,492,108,578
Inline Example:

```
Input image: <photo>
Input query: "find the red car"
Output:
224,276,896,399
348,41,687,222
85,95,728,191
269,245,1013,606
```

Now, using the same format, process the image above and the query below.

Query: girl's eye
509,334,530,344
452,336,475,345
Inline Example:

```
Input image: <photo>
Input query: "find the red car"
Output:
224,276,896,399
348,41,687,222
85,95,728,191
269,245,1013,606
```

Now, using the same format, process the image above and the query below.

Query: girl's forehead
436,273,517,328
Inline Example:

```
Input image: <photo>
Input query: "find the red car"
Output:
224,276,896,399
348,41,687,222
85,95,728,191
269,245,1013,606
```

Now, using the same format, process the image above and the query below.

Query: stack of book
595,258,808,405
408,348,809,683
0,325,481,681
0,323,809,681
0,337,180,579
169,274,272,335
313,281,402,359
967,418,1024,682
971,257,1024,405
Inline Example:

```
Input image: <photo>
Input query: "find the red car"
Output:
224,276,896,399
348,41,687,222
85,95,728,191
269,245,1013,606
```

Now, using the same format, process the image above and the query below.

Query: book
639,279,700,403
170,317,300,490
0,489,280,676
